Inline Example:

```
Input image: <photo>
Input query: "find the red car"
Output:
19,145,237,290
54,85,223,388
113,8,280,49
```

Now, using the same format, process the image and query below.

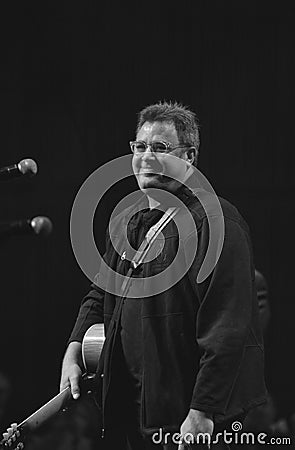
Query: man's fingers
59,378,70,392
70,375,80,399
178,436,189,450
178,436,210,449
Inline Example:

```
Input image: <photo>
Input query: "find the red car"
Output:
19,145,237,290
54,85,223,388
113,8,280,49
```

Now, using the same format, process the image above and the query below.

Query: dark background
0,0,294,428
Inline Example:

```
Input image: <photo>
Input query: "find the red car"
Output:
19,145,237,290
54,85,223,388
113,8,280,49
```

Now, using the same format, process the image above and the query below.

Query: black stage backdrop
0,0,294,427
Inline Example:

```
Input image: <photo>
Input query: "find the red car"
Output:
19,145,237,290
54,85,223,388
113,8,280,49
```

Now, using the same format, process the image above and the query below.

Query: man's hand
59,341,83,400
178,409,214,449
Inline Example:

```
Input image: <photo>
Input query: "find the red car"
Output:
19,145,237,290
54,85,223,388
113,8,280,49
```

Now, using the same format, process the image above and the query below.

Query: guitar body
0,323,105,449
82,323,105,375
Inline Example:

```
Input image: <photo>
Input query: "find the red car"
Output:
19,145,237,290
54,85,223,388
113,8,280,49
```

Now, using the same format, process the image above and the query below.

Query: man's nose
141,145,155,159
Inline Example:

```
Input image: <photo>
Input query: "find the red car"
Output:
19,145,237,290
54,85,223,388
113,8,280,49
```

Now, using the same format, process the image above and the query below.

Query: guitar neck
0,324,105,449
0,388,72,449
19,387,71,432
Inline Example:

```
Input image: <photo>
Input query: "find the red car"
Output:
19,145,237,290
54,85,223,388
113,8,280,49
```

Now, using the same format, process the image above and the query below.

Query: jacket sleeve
189,215,256,415
67,283,105,343
67,229,114,343
67,221,120,344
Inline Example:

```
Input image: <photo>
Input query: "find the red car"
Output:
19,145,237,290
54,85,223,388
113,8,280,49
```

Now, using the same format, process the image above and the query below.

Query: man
60,102,266,449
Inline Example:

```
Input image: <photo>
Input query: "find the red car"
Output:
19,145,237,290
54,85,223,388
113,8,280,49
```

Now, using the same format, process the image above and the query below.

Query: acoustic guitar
0,323,105,450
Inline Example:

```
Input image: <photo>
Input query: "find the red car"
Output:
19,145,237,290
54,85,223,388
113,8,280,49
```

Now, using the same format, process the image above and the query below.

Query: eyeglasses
129,140,192,155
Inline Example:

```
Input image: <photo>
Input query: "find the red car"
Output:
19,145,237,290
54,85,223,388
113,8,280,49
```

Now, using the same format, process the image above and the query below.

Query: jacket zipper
100,372,105,438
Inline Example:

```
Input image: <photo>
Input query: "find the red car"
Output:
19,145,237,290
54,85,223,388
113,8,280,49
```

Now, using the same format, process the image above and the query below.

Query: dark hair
136,101,200,164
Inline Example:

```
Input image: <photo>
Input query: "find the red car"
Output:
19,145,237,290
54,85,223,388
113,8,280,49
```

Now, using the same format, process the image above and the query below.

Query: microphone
0,216,53,238
0,158,38,181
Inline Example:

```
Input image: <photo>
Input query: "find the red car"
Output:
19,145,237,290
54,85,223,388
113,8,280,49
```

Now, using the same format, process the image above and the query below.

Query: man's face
132,121,190,194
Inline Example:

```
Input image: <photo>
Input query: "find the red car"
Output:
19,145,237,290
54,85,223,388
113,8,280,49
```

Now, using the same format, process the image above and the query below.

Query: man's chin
138,176,180,194
138,175,164,189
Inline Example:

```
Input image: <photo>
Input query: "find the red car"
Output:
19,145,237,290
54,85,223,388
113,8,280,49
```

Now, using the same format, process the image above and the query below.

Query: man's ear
186,147,197,165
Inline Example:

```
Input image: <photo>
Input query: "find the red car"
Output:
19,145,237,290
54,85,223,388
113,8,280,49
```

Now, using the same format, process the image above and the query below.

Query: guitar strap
104,206,179,341
120,206,179,294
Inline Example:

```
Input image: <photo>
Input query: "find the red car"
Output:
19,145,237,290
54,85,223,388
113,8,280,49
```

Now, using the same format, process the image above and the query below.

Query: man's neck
144,166,194,210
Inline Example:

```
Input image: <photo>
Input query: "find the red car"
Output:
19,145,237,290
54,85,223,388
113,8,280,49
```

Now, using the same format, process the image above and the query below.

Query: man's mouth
140,169,161,175
141,173,164,180
139,166,162,174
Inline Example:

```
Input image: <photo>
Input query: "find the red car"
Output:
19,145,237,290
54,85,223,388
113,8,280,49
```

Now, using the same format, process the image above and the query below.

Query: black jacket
69,188,267,436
